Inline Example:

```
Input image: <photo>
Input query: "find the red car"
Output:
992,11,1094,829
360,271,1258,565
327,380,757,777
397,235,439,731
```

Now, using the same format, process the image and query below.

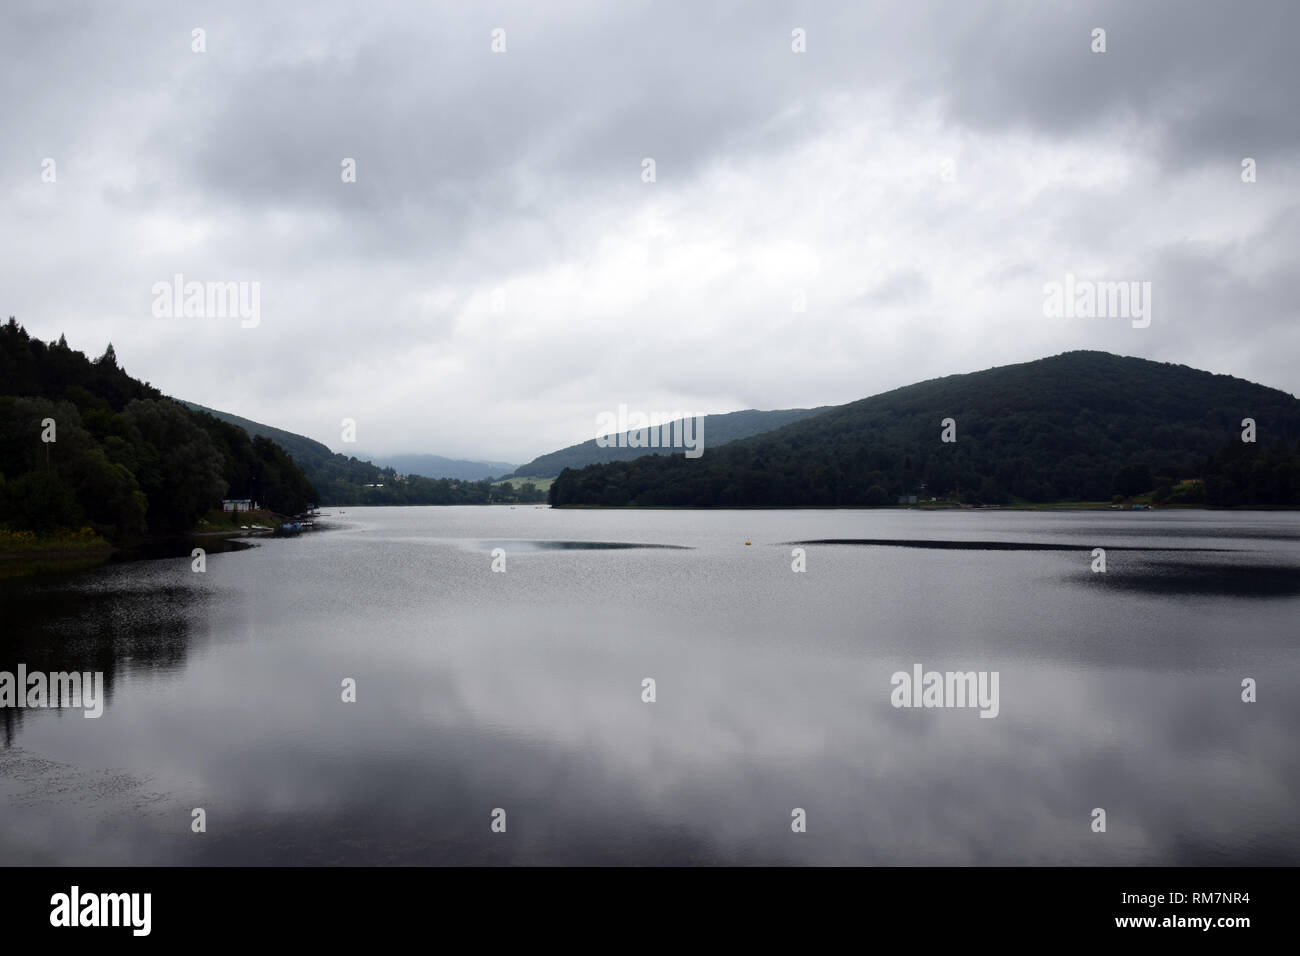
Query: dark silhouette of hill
1,319,315,540
510,406,829,478
551,352,1300,508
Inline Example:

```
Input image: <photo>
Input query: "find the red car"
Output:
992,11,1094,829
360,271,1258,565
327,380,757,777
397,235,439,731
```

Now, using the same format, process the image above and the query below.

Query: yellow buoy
745,540,751,546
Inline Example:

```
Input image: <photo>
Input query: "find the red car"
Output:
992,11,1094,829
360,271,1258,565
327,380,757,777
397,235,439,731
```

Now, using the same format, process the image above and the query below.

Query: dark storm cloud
932,0,1300,166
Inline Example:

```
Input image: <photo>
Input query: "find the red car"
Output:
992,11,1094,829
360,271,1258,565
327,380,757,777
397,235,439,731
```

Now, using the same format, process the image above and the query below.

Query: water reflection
1081,559,1300,596
478,540,693,551
0,557,212,745
1,508,1297,865
790,537,1238,551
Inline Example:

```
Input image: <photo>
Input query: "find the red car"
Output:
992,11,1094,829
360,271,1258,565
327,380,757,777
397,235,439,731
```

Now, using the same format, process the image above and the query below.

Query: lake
2,506,1298,865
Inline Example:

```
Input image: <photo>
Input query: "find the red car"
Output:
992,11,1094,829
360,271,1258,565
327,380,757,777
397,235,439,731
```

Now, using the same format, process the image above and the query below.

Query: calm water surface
2,507,1298,865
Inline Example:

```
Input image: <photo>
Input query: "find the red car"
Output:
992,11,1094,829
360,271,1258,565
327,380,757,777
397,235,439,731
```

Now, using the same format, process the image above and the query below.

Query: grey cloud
2,0,1297,460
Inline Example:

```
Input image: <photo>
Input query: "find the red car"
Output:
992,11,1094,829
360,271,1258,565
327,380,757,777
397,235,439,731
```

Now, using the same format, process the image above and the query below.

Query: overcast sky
4,0,1297,462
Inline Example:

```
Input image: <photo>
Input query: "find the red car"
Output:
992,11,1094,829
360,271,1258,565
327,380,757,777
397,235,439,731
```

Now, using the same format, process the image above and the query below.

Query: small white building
222,499,254,512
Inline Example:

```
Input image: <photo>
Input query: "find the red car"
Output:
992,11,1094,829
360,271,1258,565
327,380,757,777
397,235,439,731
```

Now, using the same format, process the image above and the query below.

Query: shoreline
0,521,330,579
547,502,1300,511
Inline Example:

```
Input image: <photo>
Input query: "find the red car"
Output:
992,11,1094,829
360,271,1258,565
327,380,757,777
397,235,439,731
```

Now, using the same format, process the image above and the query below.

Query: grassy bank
498,476,554,494
490,476,551,503
0,525,111,554
0,526,113,579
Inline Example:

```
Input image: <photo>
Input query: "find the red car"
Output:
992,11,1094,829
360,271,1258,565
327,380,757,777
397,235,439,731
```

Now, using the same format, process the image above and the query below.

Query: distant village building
222,499,254,512
897,494,918,505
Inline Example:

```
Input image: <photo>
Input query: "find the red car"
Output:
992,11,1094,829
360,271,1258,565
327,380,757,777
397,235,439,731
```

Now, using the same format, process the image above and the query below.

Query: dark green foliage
248,436,317,515
0,320,319,541
1204,438,1300,506
0,470,83,532
119,399,227,534
484,481,545,504
863,484,890,506
551,352,1300,508
0,396,149,538
184,407,317,516
1112,463,1152,498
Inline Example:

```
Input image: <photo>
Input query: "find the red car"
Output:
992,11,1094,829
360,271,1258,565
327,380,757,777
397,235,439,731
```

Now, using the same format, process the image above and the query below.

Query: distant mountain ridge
180,403,507,505
364,453,516,481
187,402,828,486
509,406,832,478
183,405,515,482
550,351,1300,508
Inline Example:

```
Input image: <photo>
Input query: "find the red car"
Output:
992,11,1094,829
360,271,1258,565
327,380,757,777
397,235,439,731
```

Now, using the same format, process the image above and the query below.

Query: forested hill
509,406,830,478
181,401,387,491
182,403,510,505
550,351,1300,508
0,319,316,541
